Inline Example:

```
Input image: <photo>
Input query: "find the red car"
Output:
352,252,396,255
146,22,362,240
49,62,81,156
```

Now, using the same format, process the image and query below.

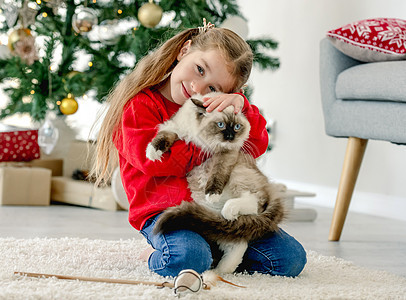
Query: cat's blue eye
197,65,204,75
234,124,242,131
217,122,225,128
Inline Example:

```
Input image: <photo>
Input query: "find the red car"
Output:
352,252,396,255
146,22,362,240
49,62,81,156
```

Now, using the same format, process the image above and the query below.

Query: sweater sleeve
115,94,204,177
239,93,269,158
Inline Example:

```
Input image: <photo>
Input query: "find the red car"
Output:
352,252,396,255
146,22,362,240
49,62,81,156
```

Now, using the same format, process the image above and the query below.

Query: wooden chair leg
329,137,368,241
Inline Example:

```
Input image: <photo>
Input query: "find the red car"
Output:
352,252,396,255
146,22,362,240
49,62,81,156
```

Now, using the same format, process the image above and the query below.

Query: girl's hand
202,94,244,114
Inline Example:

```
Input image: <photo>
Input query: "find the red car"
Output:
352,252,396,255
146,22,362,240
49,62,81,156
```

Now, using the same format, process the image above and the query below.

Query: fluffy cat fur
145,93,286,273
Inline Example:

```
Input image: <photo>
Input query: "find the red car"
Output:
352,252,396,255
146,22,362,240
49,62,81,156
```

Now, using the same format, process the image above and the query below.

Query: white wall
238,0,406,219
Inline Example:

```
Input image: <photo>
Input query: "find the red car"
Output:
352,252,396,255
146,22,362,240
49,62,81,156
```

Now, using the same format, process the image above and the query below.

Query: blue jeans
140,213,307,277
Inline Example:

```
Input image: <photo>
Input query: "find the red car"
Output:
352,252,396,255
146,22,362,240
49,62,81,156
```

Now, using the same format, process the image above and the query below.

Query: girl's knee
280,241,307,277
273,230,307,277
242,230,307,277
149,231,213,277
170,241,213,274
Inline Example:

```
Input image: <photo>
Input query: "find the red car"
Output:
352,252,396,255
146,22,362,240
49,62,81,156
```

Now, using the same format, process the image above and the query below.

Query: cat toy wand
14,269,245,295
14,271,175,289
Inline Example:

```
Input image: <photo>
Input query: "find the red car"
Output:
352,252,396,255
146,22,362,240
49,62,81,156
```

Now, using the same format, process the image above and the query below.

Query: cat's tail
153,197,285,243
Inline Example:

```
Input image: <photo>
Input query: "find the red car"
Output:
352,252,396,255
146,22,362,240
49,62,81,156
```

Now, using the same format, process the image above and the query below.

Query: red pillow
327,18,406,62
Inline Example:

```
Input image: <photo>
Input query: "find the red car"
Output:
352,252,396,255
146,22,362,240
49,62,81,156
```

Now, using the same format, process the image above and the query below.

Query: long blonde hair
91,27,253,186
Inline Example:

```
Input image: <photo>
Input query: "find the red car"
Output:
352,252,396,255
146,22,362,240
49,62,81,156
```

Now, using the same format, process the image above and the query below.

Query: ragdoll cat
145,93,286,273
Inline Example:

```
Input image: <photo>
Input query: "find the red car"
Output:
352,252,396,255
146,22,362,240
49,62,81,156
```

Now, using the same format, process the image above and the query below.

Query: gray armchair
319,38,406,241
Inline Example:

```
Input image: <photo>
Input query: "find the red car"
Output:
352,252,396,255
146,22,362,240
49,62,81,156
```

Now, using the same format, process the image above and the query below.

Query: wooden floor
1,202,405,277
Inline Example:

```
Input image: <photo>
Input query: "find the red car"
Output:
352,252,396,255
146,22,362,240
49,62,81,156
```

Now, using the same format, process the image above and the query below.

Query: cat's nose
223,128,235,141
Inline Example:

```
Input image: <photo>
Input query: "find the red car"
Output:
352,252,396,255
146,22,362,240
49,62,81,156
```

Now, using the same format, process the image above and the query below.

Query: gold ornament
138,0,163,28
7,28,32,51
59,94,78,115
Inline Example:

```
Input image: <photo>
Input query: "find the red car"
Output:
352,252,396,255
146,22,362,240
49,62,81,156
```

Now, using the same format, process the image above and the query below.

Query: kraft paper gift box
28,159,63,176
0,167,51,206
0,159,63,176
50,140,120,211
51,177,121,211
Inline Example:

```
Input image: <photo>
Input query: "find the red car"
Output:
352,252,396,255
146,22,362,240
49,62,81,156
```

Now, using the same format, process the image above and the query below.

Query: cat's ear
190,97,205,109
190,97,207,119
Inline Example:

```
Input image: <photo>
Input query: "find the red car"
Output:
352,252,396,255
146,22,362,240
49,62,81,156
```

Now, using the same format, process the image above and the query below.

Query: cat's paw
146,132,176,161
221,201,240,221
146,143,163,161
205,193,221,204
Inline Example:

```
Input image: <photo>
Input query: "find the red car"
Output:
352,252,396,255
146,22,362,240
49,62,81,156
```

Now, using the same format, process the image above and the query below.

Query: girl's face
159,40,235,105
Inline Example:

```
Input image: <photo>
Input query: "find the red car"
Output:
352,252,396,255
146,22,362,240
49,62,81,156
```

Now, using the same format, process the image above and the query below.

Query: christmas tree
0,0,279,122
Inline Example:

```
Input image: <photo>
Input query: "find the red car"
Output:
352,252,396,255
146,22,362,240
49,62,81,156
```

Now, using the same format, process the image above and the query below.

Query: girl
92,22,307,278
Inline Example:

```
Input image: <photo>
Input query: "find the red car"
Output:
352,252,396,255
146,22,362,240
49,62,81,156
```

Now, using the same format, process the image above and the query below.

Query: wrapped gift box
0,125,40,162
28,159,63,176
0,167,51,206
50,140,120,211
51,176,121,211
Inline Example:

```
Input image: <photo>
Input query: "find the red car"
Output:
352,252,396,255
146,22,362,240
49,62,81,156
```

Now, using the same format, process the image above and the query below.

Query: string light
42,12,48,18
30,90,35,95
36,0,41,4
88,62,93,67
117,9,123,14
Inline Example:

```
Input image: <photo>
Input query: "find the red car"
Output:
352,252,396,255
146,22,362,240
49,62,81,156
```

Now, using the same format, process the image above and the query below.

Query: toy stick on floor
15,269,245,295
14,272,175,288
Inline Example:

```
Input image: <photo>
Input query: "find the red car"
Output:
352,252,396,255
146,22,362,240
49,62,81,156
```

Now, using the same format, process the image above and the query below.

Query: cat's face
190,97,251,152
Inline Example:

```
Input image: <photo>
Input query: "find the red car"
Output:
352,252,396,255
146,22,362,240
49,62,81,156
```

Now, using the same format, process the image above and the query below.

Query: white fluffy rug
1,237,405,300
